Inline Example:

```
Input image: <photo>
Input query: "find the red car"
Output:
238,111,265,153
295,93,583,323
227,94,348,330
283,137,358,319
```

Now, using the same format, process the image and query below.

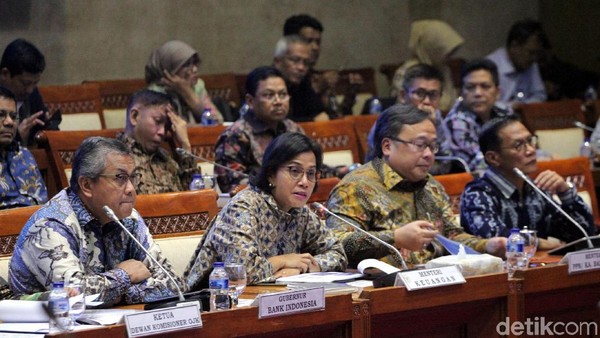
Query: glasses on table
387,136,440,154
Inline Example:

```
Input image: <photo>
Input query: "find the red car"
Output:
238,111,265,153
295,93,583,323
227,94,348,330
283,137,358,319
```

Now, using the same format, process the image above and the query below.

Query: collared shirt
288,75,326,122
443,102,510,173
0,142,47,209
214,110,303,193
9,189,183,305
326,157,488,268
184,186,347,289
117,133,197,195
460,168,595,242
16,87,61,146
486,47,547,105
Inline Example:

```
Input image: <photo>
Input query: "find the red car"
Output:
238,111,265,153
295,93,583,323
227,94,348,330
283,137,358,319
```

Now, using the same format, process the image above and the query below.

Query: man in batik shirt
0,86,47,209
10,137,183,305
326,104,506,268
118,89,198,194
215,66,303,193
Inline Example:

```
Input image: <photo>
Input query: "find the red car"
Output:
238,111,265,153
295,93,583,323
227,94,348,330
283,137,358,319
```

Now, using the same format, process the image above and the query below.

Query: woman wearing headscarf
391,20,464,112
145,40,223,124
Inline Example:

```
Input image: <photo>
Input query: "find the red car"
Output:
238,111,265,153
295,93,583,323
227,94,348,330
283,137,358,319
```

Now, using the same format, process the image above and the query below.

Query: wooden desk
359,272,510,337
48,287,365,338
512,264,600,326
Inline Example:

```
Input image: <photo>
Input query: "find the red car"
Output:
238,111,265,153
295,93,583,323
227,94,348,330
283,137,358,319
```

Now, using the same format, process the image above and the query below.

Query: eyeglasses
0,110,19,123
463,82,496,93
408,88,441,101
283,165,319,182
284,55,311,67
388,136,440,153
258,91,290,102
502,135,538,152
98,172,142,188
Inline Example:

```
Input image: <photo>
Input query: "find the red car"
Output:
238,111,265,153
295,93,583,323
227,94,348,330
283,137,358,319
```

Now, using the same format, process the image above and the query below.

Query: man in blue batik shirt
10,137,183,305
460,116,595,249
0,86,47,209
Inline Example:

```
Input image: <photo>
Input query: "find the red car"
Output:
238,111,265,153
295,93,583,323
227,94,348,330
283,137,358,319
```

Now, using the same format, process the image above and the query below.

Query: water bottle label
50,298,69,313
209,279,229,289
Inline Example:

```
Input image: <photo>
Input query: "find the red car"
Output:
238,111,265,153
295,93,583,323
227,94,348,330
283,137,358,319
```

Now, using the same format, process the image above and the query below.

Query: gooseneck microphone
312,202,409,270
573,121,595,133
512,168,593,249
102,206,185,302
175,148,249,178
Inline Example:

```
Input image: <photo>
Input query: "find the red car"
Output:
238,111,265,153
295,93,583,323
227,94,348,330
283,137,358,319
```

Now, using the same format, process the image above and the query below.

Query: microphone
512,168,594,249
102,206,186,302
574,121,595,132
435,155,472,174
312,202,409,270
175,148,249,178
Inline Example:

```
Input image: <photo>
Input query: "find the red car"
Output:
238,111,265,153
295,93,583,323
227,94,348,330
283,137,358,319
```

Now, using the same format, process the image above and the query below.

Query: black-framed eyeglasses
0,110,19,123
282,165,319,182
284,55,311,67
502,135,538,152
258,91,290,102
408,88,441,101
387,136,440,153
98,172,142,187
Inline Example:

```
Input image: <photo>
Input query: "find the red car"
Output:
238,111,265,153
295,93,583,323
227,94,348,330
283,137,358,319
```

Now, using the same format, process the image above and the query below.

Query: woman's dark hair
372,104,431,159
252,132,323,194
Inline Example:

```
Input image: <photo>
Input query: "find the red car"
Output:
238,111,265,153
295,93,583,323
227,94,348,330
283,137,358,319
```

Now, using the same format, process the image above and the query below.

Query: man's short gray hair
70,137,132,193
273,35,306,59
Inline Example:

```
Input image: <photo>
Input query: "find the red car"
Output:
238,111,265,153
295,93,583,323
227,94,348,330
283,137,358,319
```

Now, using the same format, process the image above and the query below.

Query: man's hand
17,110,45,144
393,221,439,251
116,259,151,284
534,170,570,194
166,108,191,151
268,253,318,274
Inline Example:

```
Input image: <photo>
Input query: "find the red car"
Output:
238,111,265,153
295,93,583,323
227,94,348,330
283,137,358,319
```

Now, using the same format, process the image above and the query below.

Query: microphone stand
512,168,594,249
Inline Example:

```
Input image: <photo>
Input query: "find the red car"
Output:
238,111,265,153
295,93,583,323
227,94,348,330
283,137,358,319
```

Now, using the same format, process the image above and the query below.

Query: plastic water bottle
506,227,526,278
48,281,72,332
369,97,382,115
209,262,230,311
201,108,218,126
189,173,205,190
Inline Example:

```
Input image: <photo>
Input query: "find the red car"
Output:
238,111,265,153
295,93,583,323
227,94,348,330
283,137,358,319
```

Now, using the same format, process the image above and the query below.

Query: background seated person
460,116,595,248
9,137,183,305
0,86,47,209
326,104,505,268
145,40,224,124
119,89,198,194
185,132,347,289
0,38,61,147
444,59,510,174
215,66,303,193
273,35,328,122
366,64,451,175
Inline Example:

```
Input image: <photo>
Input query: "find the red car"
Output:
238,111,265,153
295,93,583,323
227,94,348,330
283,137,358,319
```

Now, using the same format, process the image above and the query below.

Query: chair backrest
532,157,600,227
334,67,377,97
134,189,219,238
35,129,122,191
82,78,147,129
434,172,475,214
184,125,227,176
202,73,242,109
39,83,105,130
30,148,58,198
0,205,41,257
344,114,378,162
308,177,340,205
299,119,361,166
135,189,219,276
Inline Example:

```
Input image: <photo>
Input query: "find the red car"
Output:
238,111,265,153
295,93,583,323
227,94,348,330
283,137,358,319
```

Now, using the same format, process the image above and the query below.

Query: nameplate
257,286,325,319
395,266,466,291
124,302,202,337
565,248,600,274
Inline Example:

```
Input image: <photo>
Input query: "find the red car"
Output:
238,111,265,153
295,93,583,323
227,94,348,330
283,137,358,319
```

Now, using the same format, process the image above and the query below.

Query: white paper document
357,258,401,274
276,271,364,284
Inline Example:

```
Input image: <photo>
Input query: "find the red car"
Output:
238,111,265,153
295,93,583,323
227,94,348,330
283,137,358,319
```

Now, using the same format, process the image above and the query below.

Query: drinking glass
66,283,85,322
204,175,217,190
520,228,538,264
224,262,247,306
